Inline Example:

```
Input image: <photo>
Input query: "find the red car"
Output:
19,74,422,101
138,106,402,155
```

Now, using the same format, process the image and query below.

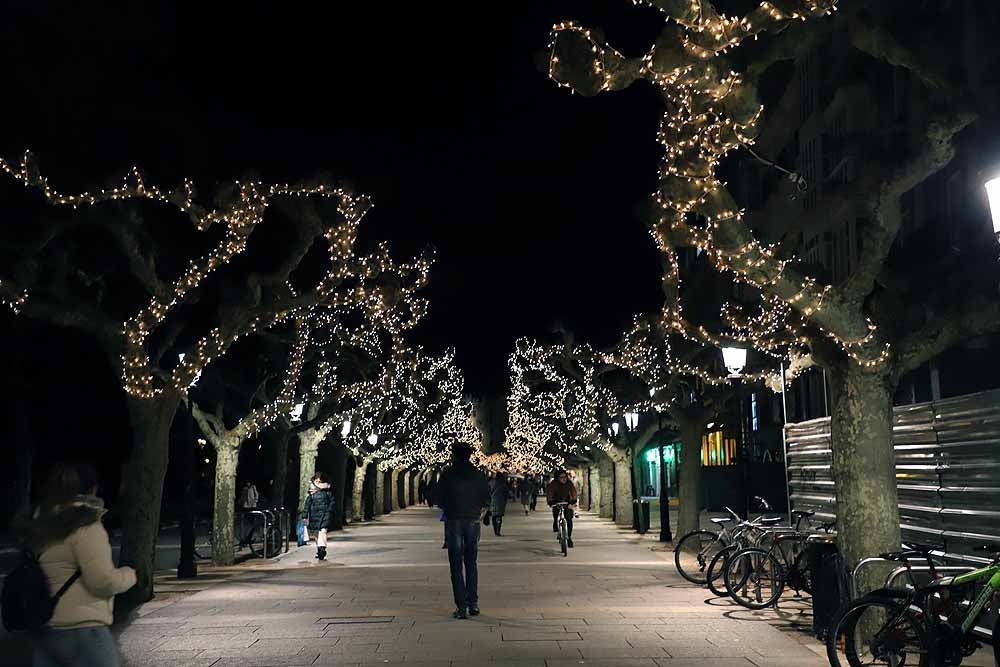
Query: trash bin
640,501,650,534
807,534,848,640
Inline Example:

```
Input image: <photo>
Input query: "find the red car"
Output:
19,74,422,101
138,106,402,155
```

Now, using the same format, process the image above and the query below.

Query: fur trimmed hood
12,495,106,552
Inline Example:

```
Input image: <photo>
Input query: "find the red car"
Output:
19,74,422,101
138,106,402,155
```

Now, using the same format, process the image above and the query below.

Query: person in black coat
302,471,334,561
429,442,490,619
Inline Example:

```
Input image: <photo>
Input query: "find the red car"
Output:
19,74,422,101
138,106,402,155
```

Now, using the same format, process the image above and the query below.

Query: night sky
0,1,675,396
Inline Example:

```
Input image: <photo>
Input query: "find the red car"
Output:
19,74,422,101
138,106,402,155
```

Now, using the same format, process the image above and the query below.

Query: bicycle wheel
725,548,785,609
827,595,926,667
787,549,812,595
706,544,738,597
559,520,568,557
262,525,283,558
673,530,722,584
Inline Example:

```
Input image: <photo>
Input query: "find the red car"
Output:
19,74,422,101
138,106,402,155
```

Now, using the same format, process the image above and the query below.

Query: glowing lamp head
341,419,352,438
722,346,747,376
986,176,1000,238
289,402,305,423
611,422,620,436
367,433,379,446
624,412,639,431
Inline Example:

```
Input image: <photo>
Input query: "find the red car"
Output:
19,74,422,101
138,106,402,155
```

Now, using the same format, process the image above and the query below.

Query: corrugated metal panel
784,389,1000,562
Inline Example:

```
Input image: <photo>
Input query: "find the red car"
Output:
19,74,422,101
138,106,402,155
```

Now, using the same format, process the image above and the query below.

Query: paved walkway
119,506,830,667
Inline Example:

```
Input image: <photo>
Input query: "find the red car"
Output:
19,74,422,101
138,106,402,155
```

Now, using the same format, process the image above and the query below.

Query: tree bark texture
677,424,705,540
374,465,385,516
115,390,182,616
351,457,368,522
578,467,591,511
298,439,319,514
590,466,601,514
391,470,401,511
598,454,614,519
830,363,900,594
270,423,290,511
329,443,347,530
211,443,240,565
611,449,633,528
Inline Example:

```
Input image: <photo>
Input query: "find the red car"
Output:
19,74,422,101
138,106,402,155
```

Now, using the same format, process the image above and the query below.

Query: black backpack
1,550,80,632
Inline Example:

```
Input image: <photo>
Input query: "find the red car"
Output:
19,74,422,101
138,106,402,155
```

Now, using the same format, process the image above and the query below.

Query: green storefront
637,443,680,499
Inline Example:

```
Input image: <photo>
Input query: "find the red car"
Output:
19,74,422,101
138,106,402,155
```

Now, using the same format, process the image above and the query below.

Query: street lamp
341,419,352,438
986,176,1000,240
289,402,305,423
624,412,639,431
609,422,620,437
367,433,379,446
721,346,747,377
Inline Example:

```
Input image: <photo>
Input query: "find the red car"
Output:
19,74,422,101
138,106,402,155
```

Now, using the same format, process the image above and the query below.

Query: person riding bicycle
546,469,578,548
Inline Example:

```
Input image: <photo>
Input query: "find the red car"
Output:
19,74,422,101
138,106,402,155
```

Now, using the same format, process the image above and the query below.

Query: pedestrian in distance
239,480,259,511
302,472,334,561
428,441,490,620
546,469,578,548
489,473,511,536
529,475,540,511
518,477,534,516
12,461,137,667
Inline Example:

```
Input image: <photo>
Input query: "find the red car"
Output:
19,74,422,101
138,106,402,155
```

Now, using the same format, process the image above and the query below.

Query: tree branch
893,298,1000,381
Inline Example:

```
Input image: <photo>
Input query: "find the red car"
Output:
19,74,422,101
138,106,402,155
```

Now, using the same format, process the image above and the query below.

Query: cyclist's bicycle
827,545,1000,667
673,496,776,585
552,502,571,557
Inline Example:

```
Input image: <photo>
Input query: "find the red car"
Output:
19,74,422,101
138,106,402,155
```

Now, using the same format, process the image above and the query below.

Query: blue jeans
444,519,481,610
33,626,121,667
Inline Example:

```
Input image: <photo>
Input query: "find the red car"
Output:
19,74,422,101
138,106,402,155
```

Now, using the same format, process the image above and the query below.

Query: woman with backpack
302,471,334,561
12,461,136,666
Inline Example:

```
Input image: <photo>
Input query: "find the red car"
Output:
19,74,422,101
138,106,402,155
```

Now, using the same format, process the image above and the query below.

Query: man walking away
546,470,578,548
429,442,489,619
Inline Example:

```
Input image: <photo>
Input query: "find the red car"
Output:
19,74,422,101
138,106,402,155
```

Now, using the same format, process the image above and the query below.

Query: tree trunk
351,457,368,522
298,438,319,514
211,443,240,565
115,390,182,617
677,423,705,539
598,455,614,519
270,422,290,511
390,470,401,511
831,363,900,594
374,463,385,516
578,467,590,511
329,444,347,530
590,466,601,514
611,448,633,528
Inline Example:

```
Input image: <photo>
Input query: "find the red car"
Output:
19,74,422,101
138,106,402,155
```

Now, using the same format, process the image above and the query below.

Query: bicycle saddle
760,517,783,525
880,543,939,561
791,510,815,518
710,517,735,525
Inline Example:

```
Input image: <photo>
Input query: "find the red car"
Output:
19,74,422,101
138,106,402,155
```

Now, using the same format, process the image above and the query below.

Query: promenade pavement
117,505,832,667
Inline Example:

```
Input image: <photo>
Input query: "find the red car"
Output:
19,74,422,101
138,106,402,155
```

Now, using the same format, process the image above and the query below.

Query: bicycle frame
947,563,1000,635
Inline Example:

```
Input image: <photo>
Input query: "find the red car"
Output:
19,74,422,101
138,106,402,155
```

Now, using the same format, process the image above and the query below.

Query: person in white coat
14,461,137,667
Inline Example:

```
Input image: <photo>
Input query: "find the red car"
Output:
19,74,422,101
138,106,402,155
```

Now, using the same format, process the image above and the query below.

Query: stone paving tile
120,508,829,667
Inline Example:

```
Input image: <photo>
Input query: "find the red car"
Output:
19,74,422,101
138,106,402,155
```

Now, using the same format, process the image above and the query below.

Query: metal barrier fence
785,388,1000,564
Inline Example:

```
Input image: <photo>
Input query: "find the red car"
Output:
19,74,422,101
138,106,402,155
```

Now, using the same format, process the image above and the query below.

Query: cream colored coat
38,515,137,628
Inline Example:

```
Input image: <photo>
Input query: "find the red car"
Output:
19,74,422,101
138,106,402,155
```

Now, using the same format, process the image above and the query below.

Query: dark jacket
490,477,511,515
430,461,489,520
546,478,578,505
303,483,334,531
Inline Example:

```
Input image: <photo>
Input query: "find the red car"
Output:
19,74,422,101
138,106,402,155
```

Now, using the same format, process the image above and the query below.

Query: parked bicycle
827,545,1000,667
723,511,835,609
194,508,285,560
673,496,776,585
704,511,786,597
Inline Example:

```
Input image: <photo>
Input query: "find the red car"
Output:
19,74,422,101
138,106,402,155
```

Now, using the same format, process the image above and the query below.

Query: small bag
482,512,492,527
2,550,80,632
296,519,309,546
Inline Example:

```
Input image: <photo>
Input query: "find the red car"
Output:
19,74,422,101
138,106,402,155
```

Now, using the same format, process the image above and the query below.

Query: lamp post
985,176,1000,241
721,346,750,518
657,411,672,542
623,411,641,532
